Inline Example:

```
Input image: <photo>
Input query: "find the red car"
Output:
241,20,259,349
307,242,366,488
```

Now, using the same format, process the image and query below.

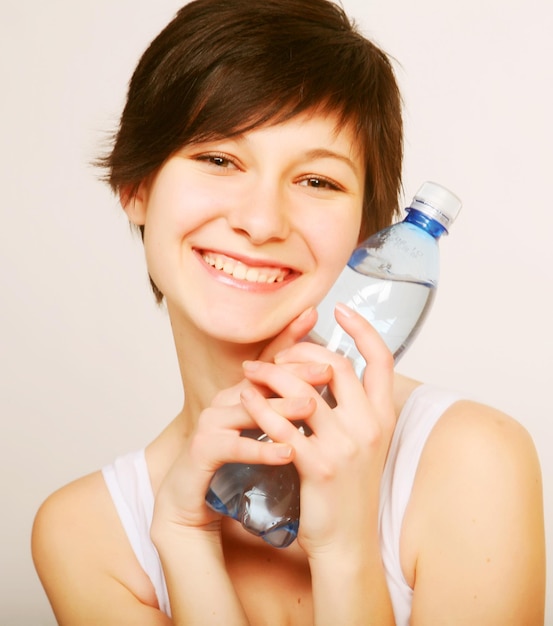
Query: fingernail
273,349,288,363
276,444,293,459
242,360,260,372
297,306,314,321
240,387,257,401
335,302,354,317
309,363,330,375
292,396,312,410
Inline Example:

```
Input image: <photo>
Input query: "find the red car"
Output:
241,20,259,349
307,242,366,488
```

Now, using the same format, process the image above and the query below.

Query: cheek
139,199,187,292
309,209,362,270
145,182,215,243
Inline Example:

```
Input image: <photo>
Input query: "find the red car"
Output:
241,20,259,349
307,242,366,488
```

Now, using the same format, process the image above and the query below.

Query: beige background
2,0,551,623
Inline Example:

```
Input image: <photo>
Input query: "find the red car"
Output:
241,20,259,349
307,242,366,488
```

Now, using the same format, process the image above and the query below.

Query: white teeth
201,252,288,284
245,268,259,282
232,264,247,280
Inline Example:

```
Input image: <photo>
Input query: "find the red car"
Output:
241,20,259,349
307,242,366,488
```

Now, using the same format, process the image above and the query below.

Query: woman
31,0,545,623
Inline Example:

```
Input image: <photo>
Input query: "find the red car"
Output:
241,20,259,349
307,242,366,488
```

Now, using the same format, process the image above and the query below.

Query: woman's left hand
239,303,396,557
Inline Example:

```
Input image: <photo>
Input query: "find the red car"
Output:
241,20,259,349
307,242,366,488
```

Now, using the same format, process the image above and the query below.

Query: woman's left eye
197,154,237,169
298,177,341,191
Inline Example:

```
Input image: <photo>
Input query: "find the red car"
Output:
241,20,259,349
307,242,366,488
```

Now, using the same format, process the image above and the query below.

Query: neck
168,305,271,430
145,303,273,491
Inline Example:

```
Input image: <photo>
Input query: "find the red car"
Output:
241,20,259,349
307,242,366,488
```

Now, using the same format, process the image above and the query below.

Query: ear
119,182,148,226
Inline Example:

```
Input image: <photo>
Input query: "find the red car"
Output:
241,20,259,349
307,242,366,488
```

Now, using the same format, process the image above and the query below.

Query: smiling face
124,111,364,345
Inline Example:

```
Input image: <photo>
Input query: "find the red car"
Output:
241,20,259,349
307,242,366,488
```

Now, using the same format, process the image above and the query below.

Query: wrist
307,539,380,574
302,516,381,563
151,514,223,555
308,541,394,626
151,521,249,625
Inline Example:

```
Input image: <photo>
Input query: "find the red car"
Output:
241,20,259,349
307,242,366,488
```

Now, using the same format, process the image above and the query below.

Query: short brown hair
100,0,403,301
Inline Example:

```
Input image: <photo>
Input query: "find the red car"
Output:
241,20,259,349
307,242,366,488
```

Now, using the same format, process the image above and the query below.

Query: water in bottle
205,429,302,548
310,266,435,377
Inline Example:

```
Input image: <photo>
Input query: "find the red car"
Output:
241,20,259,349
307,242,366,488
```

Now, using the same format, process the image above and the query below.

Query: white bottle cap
409,181,462,232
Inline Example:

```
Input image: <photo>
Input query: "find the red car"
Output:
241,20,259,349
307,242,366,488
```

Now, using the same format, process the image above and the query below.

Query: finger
246,359,333,388
223,434,294,466
274,304,394,404
240,397,317,435
196,403,263,435
272,309,393,417
182,430,294,500
333,303,394,405
242,360,321,401
210,379,249,408
210,378,274,408
275,342,361,412
273,339,346,366
258,307,317,362
239,387,312,450
198,395,316,444
241,360,333,436
268,396,318,420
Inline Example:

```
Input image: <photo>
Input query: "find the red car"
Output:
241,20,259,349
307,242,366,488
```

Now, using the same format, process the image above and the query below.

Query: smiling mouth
200,251,292,284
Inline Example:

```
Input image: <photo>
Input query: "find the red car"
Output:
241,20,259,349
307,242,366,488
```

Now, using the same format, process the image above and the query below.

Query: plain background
2,0,551,623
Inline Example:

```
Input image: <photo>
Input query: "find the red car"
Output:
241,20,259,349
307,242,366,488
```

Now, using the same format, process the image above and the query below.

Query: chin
203,313,290,348
167,296,301,347
211,324,279,347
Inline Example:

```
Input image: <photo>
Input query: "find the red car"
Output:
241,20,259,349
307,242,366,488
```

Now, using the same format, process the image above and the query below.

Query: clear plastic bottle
310,181,462,376
205,429,302,548
205,181,462,548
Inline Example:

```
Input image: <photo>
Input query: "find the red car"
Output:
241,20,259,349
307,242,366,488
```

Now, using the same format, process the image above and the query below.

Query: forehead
220,107,365,165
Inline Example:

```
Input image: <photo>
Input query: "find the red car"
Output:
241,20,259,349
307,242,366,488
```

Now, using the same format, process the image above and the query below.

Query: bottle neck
404,208,447,238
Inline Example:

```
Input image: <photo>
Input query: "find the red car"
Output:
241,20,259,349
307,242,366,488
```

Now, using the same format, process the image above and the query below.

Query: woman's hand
152,394,318,535
238,303,396,556
237,303,397,623
149,307,333,625
151,306,326,537
150,304,396,623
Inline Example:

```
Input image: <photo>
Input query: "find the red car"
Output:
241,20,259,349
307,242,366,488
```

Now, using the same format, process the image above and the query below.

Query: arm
151,520,249,626
408,400,545,624
148,308,325,625
32,309,319,625
240,304,397,624
307,540,394,626
32,472,173,625
31,404,313,626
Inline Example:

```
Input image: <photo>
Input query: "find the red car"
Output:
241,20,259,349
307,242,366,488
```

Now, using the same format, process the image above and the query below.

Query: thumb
259,307,317,362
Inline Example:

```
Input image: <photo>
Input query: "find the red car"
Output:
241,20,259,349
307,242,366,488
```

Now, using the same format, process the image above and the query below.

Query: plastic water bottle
310,181,462,377
205,428,302,548
205,181,462,548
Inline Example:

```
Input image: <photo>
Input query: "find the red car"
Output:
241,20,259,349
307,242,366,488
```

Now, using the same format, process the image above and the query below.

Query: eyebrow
303,148,361,177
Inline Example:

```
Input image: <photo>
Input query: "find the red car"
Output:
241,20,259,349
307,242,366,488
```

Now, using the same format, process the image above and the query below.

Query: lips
200,251,292,284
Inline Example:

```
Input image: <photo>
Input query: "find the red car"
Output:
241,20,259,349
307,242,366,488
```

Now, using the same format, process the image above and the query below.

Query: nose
227,181,291,244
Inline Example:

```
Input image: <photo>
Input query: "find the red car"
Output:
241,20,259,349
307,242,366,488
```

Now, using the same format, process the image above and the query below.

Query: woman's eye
299,177,341,191
198,154,237,169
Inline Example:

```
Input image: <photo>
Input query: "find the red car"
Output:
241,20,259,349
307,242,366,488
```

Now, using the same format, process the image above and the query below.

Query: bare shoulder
421,399,543,500
426,398,542,476
32,471,170,625
402,399,545,624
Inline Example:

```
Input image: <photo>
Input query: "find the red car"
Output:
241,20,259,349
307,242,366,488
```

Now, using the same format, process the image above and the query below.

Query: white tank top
102,384,462,623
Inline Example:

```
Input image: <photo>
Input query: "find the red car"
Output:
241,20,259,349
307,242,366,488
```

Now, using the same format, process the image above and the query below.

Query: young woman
32,0,545,624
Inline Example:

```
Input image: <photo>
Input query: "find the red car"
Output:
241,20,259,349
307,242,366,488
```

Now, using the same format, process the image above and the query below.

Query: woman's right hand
151,394,316,537
150,306,326,538
147,308,332,624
